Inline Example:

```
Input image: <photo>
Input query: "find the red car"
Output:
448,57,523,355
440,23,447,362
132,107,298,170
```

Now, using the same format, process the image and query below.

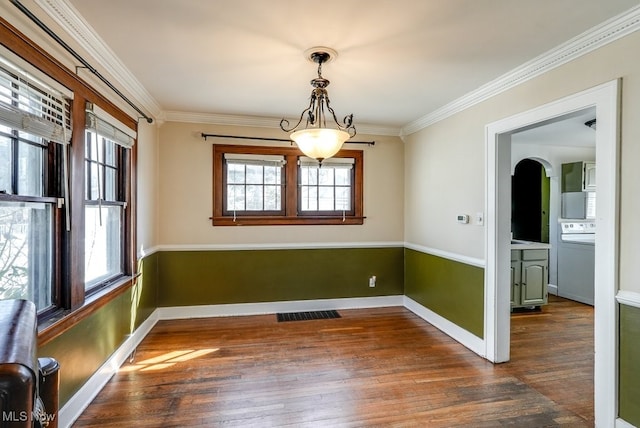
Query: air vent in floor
276,310,341,322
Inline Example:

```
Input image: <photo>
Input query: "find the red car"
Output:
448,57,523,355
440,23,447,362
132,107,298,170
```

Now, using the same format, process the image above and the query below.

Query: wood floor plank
73,297,593,427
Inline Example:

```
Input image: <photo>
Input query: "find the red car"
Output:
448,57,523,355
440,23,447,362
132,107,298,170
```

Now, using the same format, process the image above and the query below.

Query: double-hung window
213,144,363,225
0,57,71,314
1,24,139,334
84,104,134,292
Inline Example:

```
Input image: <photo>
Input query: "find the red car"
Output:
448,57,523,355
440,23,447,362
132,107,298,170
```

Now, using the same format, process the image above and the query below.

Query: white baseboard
403,296,486,358
158,295,404,320
616,417,637,428
547,283,558,295
58,310,159,428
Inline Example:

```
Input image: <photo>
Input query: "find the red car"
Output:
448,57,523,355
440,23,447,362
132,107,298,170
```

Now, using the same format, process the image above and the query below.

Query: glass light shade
290,128,349,160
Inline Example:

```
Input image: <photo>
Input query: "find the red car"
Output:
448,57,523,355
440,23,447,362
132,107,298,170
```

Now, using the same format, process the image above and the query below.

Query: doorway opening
485,80,619,426
509,123,595,422
512,158,550,244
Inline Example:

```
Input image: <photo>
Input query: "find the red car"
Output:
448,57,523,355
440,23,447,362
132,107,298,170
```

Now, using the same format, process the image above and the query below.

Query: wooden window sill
37,275,136,347
212,216,365,226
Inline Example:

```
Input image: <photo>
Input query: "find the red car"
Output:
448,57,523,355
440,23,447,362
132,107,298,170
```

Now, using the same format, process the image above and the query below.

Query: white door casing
484,79,620,426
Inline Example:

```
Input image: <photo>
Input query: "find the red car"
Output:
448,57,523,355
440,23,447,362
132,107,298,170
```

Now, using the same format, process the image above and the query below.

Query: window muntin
0,126,48,197
0,135,9,191
224,153,285,215
213,144,363,226
299,157,354,214
85,130,119,201
84,130,126,291
18,138,45,196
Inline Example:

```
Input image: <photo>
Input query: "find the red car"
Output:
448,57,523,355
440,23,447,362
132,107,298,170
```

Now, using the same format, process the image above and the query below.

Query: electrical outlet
369,276,376,287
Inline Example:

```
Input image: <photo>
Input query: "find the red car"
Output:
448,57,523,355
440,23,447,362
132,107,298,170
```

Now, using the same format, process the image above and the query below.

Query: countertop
511,240,552,250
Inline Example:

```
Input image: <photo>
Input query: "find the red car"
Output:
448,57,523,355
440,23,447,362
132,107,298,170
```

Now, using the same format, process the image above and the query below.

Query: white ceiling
511,107,597,148
52,0,640,133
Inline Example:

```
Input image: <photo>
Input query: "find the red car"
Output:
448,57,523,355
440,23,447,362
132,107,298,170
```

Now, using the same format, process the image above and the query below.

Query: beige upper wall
404,105,487,259
404,30,640,292
157,122,404,246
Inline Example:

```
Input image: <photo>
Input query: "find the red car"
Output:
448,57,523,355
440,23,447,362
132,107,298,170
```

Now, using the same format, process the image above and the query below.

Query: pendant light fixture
280,47,356,162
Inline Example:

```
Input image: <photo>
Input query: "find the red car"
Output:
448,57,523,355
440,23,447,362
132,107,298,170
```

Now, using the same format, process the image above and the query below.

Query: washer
557,221,595,305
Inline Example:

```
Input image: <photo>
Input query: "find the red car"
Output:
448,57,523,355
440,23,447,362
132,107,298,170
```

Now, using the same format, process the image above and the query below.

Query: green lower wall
620,303,640,425
404,248,484,338
37,251,159,407
158,247,405,306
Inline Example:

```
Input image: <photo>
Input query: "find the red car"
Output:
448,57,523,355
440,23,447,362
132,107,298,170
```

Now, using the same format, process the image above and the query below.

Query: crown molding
401,5,640,136
35,0,163,119
164,110,402,136
34,0,401,136
353,123,402,137
36,1,639,137
165,111,277,128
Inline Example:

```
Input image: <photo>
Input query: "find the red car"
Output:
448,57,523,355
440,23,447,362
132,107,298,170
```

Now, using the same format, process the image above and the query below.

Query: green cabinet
511,248,548,308
510,254,521,307
561,161,596,192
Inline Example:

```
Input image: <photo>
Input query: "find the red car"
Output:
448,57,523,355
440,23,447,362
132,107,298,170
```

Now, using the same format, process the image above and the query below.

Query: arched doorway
512,159,550,244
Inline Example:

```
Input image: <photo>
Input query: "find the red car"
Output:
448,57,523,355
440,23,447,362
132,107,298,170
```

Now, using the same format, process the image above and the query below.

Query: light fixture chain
280,47,357,161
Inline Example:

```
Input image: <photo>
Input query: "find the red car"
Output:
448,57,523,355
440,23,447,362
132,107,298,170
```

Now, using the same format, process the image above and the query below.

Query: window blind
85,102,137,148
224,153,286,167
0,59,71,145
0,54,73,230
299,157,355,169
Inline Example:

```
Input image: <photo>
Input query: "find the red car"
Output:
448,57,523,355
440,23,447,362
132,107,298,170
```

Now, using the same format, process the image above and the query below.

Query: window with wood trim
213,144,364,226
83,104,135,295
0,21,138,334
0,56,70,317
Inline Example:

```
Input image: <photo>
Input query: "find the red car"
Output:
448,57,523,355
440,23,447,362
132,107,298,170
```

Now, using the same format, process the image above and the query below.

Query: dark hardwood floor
506,295,594,425
73,296,594,427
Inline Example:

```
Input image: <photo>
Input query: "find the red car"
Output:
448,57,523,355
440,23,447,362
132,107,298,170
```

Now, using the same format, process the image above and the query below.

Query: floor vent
276,310,341,322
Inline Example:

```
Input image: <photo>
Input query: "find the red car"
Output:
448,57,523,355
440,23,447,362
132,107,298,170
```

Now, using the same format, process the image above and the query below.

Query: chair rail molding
616,289,640,309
